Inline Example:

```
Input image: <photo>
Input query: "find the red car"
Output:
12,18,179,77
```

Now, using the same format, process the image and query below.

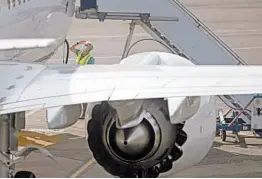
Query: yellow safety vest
76,52,92,65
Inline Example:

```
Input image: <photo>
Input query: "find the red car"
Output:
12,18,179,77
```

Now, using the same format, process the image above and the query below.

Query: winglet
0,38,57,50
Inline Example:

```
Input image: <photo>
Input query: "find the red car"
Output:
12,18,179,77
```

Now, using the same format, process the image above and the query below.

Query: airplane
0,0,75,62
1,0,262,178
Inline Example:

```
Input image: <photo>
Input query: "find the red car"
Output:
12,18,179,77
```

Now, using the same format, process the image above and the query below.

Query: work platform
75,0,260,132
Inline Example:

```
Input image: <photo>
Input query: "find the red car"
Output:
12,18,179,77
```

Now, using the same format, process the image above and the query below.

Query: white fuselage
0,0,75,63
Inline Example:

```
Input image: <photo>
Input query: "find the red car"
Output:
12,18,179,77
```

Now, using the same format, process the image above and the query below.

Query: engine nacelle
85,52,217,177
86,96,216,178
161,95,216,177
86,99,180,177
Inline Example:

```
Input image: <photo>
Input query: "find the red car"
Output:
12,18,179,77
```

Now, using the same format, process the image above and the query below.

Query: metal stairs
75,0,258,124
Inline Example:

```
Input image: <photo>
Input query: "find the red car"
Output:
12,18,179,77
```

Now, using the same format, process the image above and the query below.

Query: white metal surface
1,52,262,115
0,0,74,62
218,109,225,124
0,38,57,50
46,104,81,129
251,97,262,130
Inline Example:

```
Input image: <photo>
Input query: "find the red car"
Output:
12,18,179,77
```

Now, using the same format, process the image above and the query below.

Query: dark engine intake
87,99,187,177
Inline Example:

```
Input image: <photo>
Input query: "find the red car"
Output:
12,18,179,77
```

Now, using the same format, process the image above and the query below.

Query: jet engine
87,98,187,177
85,52,217,177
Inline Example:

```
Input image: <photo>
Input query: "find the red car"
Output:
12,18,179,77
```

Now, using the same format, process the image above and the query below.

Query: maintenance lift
75,0,262,142
217,95,262,142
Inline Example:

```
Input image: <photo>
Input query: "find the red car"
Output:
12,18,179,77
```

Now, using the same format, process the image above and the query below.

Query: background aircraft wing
1,61,262,114
0,38,57,50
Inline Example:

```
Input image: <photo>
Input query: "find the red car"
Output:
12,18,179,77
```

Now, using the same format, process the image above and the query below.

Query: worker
70,40,95,119
70,40,95,65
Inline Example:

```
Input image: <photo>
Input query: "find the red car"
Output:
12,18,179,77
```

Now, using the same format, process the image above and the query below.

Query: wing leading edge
1,61,262,114
0,38,57,50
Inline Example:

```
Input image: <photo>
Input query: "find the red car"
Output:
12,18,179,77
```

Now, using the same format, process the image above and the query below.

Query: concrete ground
16,0,262,177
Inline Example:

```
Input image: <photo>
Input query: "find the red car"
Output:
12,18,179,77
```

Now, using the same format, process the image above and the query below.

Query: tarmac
16,0,262,177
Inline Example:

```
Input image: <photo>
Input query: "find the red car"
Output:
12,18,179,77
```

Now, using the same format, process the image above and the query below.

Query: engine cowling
86,98,187,177
85,52,216,177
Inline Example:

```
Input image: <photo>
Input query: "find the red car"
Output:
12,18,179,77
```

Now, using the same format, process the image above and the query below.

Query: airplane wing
1,61,262,114
0,38,57,50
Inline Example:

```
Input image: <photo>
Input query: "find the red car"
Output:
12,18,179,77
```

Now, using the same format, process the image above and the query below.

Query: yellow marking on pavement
18,131,64,148
70,159,95,178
